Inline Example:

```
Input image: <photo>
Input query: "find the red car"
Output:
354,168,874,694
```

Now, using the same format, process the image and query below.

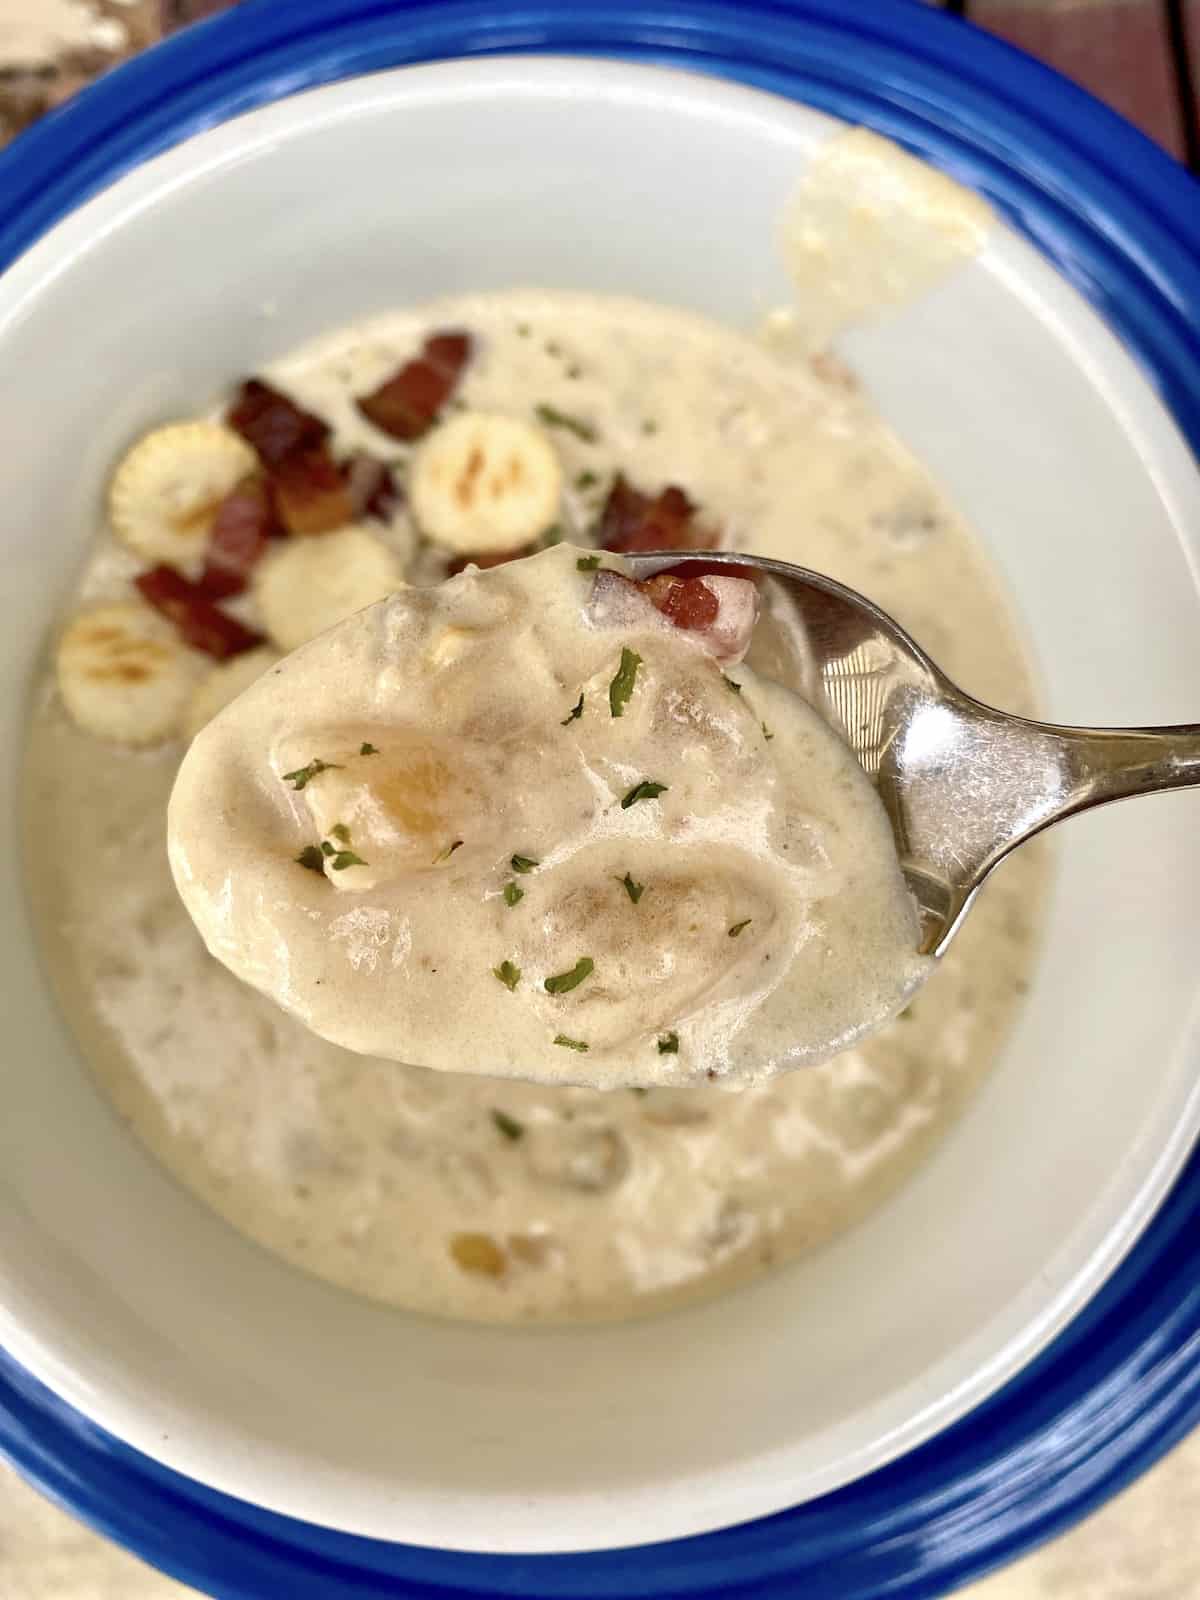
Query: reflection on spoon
633,550,1200,955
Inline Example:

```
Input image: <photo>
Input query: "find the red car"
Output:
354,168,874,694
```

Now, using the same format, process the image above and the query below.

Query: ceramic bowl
2,5,1200,1596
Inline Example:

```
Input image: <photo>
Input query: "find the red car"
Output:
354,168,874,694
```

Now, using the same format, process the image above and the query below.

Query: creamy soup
23,288,1043,1322
169,544,929,1085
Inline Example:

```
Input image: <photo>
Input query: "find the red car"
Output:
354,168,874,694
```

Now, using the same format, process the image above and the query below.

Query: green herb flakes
575,470,599,490
434,839,464,864
503,881,524,907
616,872,645,904
510,854,539,874
608,647,642,718
490,1109,525,1142
330,823,351,844
295,845,325,873
493,960,521,991
535,402,596,443
281,757,340,791
657,1032,680,1055
728,919,753,938
329,849,366,871
576,554,600,572
561,692,585,726
541,524,564,547
621,779,668,809
320,840,335,857
360,742,379,756
553,1034,589,1052
544,957,594,995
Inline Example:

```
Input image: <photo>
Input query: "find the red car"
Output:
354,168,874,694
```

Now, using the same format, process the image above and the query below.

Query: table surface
2,1,1198,1596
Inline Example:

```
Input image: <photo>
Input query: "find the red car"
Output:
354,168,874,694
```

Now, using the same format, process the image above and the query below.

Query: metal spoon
627,550,1200,957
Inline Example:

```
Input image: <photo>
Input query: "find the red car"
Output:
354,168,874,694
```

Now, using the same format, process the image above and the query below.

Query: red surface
971,0,1186,158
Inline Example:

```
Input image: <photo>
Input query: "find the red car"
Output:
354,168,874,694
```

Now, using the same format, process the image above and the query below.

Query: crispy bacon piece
271,444,354,537
356,330,473,441
345,453,401,522
596,475,711,555
227,379,329,469
196,477,279,598
588,565,758,666
647,570,759,663
446,546,534,576
135,565,265,659
641,573,720,631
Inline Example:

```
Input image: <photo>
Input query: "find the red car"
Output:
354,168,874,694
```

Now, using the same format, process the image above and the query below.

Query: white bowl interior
2,58,1200,1553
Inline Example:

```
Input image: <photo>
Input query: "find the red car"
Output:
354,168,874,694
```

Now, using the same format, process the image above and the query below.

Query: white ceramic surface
2,58,1200,1555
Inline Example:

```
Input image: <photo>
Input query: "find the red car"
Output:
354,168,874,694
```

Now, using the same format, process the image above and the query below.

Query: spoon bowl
629,550,1200,956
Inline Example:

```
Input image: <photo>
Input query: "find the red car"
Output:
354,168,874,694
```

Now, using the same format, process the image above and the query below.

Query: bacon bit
587,567,759,665
345,453,401,522
135,566,265,659
641,573,720,631
271,445,354,537
227,379,329,469
196,477,279,598
446,546,533,576
596,474,711,554
356,329,473,441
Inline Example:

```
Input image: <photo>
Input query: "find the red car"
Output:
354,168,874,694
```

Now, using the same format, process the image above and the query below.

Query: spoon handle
1032,721,1200,818
895,704,1200,955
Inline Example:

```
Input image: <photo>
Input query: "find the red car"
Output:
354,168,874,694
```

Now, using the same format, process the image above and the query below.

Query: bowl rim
3,2,1200,1597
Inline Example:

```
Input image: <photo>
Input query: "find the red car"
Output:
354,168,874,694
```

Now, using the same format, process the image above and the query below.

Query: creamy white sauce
23,289,1044,1322
168,545,929,1085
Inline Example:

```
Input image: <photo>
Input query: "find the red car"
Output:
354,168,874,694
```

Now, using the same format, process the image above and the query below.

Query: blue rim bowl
2,3,1200,1596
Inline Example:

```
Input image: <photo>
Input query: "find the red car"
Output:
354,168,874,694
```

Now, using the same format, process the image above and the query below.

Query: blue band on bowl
2,3,1200,1597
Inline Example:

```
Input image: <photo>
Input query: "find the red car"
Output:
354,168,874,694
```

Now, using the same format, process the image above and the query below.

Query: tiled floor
1,1,1199,1596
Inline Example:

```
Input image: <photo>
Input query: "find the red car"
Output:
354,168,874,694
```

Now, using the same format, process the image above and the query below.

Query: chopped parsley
544,957,594,995
541,524,564,547
510,854,539,874
434,839,464,863
657,1032,680,1054
330,822,351,843
360,742,379,756
576,554,600,572
329,849,366,871
575,470,599,490
728,919,753,938
561,691,585,726
493,960,521,991
641,419,659,436
320,841,335,857
295,845,325,873
723,675,742,694
608,647,642,718
281,757,340,791
621,779,668,809
535,402,596,443
490,1109,525,1142
616,872,645,904
762,722,775,742
553,1034,589,1052
503,881,524,907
